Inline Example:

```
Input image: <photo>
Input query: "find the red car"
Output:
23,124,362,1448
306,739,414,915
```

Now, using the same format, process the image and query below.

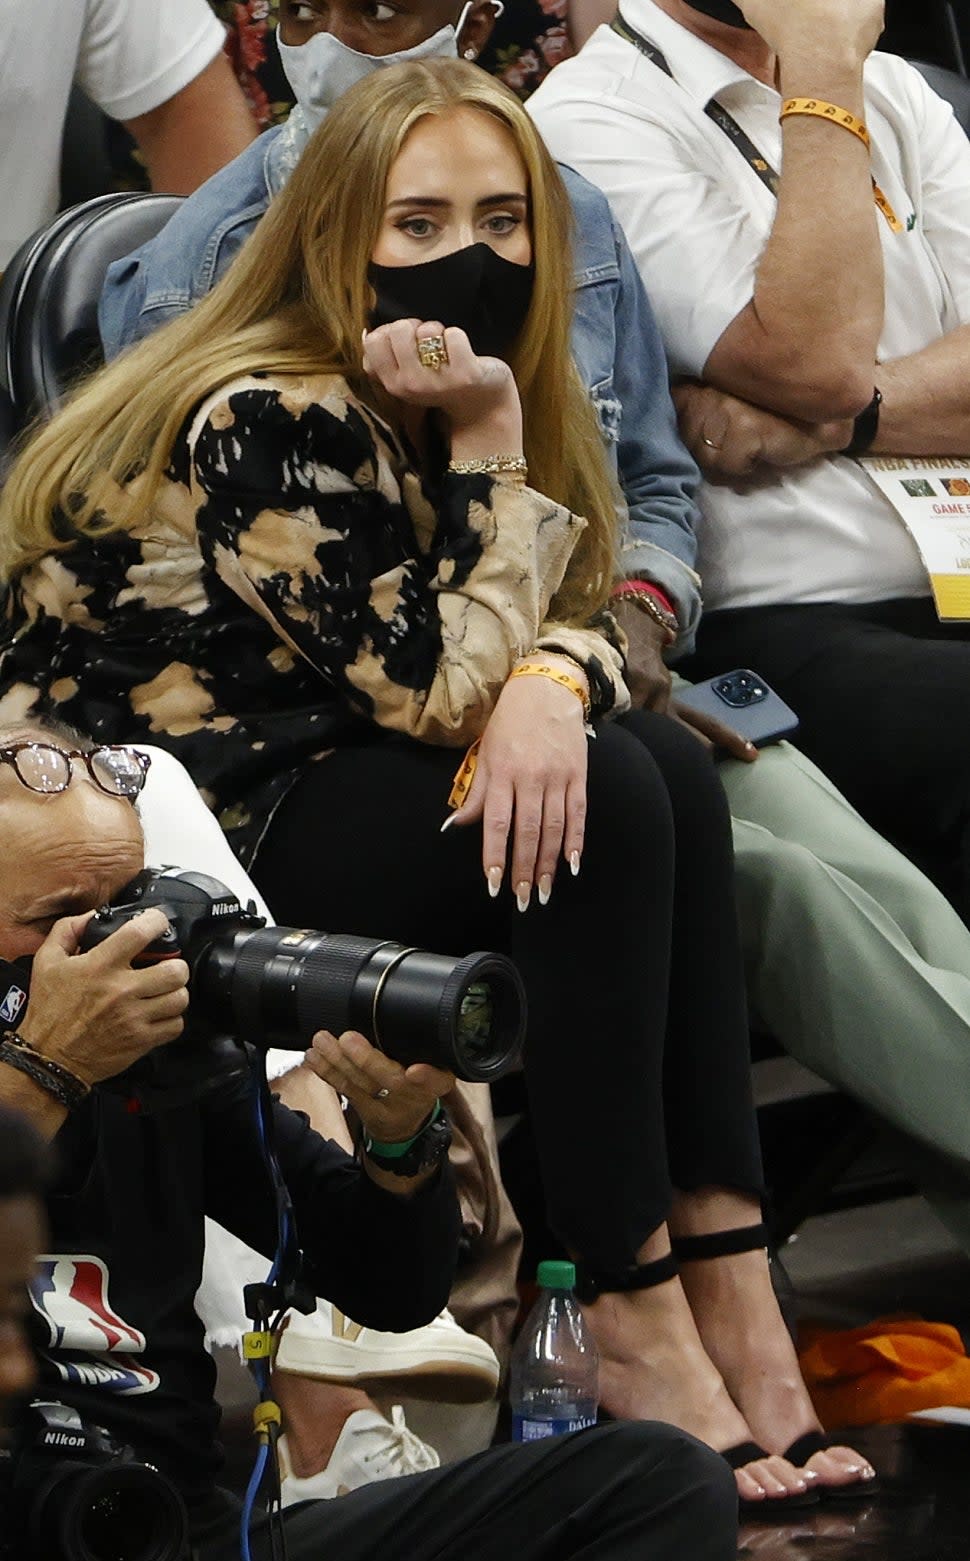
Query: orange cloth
798,1318,970,1427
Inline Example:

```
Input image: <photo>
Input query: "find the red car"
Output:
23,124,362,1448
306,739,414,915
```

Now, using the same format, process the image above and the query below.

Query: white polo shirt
0,0,226,270
529,1,970,611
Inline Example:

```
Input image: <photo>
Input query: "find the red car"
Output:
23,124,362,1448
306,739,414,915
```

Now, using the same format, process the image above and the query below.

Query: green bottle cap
537,1259,576,1290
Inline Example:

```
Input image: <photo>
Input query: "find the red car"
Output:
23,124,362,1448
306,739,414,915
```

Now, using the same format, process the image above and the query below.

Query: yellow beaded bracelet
509,661,591,720
780,98,871,151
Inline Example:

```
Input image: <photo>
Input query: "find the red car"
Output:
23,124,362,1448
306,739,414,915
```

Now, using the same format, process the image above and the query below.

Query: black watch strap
841,387,882,457
364,1104,453,1177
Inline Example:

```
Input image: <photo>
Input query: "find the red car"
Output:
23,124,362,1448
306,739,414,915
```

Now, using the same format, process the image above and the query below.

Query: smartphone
676,669,799,748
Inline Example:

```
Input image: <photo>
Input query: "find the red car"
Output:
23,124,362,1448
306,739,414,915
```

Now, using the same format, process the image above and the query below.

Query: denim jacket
100,131,702,651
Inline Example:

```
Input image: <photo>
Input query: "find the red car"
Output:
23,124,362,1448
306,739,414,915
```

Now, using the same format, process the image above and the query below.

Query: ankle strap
671,1222,769,1262
574,1250,679,1303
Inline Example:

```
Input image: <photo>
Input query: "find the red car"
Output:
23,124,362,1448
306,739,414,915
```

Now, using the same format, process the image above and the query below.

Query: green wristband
365,1099,442,1158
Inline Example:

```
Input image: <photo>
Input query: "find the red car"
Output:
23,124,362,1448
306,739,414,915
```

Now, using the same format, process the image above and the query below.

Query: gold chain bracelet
447,455,528,484
611,589,678,643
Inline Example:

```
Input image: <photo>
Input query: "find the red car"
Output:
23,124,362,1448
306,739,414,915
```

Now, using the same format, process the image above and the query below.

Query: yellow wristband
509,662,591,720
448,738,481,811
780,98,871,151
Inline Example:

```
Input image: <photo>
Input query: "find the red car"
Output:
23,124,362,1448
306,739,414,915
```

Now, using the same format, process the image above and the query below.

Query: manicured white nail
569,850,581,877
516,881,531,913
440,813,458,833
537,874,552,906
487,866,502,898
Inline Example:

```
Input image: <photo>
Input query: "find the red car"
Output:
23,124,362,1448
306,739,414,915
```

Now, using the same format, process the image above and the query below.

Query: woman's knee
583,720,676,865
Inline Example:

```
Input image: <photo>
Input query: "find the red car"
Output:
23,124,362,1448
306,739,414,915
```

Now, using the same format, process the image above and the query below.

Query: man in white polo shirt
529,0,970,923
0,0,256,271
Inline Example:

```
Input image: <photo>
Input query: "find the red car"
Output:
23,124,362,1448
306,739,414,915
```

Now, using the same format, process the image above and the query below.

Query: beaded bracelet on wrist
611,588,678,642
0,1033,90,1110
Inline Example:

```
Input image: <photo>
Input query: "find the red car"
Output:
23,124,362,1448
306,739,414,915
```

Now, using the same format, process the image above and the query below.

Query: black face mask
367,243,536,360
684,0,752,29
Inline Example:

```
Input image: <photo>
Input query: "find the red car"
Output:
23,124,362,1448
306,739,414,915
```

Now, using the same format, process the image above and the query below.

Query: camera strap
610,12,902,231
238,1052,314,1561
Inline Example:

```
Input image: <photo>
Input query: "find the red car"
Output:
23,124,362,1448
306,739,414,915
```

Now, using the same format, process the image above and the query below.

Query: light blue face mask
277,3,480,132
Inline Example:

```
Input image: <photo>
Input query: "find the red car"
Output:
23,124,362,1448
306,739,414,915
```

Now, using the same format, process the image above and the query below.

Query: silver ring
701,435,723,451
374,1086,391,1101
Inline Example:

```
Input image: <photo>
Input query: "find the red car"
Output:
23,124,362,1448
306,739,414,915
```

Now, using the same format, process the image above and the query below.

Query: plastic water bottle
509,1259,599,1441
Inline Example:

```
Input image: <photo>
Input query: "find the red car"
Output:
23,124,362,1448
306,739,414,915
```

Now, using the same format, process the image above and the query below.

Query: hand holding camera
18,908,190,1088
306,1026,454,1146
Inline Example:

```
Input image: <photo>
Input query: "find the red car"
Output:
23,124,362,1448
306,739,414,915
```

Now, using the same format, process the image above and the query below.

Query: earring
463,47,477,58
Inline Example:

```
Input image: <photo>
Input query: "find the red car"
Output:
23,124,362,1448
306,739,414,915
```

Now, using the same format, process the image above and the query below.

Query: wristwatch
363,1102,453,1178
841,387,882,457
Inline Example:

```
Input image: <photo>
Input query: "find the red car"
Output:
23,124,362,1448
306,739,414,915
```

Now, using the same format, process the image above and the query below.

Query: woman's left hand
305,1028,454,1145
446,660,589,909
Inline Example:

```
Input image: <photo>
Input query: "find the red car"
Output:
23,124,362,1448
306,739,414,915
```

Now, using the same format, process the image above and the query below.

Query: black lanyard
611,13,780,195
611,12,901,228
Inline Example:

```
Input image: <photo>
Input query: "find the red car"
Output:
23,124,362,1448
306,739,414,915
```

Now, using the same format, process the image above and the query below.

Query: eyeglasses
0,742,151,800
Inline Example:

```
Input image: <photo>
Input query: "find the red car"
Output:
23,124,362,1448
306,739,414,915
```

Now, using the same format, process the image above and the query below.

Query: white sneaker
275,1303,500,1403
279,1406,440,1504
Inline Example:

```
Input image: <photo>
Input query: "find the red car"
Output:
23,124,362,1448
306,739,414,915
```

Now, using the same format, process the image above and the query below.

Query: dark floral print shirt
0,374,626,865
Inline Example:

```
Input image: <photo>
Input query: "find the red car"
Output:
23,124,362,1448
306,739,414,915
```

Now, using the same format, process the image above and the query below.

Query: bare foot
582,1275,812,1505
678,1246,876,1492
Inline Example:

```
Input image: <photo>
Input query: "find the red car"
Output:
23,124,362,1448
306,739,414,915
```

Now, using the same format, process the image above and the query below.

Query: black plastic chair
0,383,16,483
0,192,181,430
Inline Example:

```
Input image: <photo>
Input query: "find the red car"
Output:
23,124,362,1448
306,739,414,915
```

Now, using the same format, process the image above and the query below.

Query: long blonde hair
0,60,617,621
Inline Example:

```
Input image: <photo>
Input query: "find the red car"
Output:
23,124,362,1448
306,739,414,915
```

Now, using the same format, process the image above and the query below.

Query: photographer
0,1106,47,1432
0,721,737,1559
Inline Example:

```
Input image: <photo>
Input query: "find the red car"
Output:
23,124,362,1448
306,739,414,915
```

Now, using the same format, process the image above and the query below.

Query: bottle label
512,1413,597,1442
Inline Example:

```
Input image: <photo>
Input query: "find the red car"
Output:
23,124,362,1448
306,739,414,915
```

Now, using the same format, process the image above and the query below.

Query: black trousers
197,1423,738,1561
253,710,761,1273
689,596,970,923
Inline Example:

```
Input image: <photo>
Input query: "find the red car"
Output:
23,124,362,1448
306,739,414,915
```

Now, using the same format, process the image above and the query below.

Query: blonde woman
0,59,870,1508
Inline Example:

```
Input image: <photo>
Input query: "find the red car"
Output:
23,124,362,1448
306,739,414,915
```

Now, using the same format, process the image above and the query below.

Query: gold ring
701,435,723,451
417,334,449,371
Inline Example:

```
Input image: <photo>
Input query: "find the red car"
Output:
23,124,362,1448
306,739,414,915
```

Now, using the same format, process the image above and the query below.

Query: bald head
0,760,144,960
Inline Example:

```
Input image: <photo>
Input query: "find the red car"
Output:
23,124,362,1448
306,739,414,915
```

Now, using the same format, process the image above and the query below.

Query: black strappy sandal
783,1430,880,1503
673,1223,877,1506
576,1237,819,1518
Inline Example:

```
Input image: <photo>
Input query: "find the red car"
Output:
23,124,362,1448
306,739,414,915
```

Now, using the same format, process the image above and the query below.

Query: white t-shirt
529,1,970,612
0,0,226,269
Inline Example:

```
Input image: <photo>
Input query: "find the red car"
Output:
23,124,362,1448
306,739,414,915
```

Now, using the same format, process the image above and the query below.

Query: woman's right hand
445,659,590,909
362,318,523,459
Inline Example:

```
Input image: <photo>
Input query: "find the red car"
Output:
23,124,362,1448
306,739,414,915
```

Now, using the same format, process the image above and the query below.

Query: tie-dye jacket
0,372,627,864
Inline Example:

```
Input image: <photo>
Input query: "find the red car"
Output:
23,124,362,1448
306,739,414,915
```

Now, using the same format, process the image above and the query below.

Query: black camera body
80,868,525,1084
0,1400,189,1561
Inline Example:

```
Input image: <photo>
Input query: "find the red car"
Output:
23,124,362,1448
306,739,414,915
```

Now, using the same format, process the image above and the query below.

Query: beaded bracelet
0,1032,90,1110
611,584,678,643
779,98,871,151
611,578,676,618
509,661,592,720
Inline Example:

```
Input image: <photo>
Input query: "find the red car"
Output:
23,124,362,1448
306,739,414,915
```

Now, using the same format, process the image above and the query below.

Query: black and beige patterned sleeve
190,377,598,745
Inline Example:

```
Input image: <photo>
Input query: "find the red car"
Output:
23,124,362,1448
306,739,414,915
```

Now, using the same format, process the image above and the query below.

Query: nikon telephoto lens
196,930,526,1082
30,1460,188,1561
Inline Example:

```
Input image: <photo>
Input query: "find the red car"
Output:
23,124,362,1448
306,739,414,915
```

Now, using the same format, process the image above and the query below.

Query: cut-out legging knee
252,708,763,1271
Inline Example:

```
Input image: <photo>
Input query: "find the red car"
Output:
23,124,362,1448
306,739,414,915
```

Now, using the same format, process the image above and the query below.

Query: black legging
252,709,763,1273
